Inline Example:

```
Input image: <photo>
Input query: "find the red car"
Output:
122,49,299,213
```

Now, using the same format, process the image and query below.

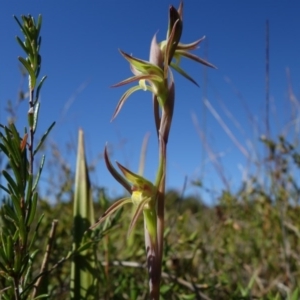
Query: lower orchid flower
90,145,157,246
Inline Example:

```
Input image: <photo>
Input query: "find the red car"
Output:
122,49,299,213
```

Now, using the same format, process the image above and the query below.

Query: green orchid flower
91,145,157,246
111,49,169,120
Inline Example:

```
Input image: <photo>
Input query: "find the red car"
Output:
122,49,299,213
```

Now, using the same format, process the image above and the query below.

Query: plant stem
29,88,35,175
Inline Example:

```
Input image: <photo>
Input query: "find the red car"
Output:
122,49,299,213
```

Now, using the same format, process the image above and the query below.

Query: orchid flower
111,2,216,123
90,146,157,246
159,2,217,87
111,50,169,120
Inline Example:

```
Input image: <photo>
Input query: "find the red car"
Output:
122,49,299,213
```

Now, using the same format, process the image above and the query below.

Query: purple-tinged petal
119,50,164,76
111,85,143,120
170,62,199,86
116,162,154,193
164,18,180,77
90,197,132,229
177,36,206,50
149,34,163,68
127,196,151,238
104,145,131,193
176,50,217,69
177,1,183,20
111,74,163,88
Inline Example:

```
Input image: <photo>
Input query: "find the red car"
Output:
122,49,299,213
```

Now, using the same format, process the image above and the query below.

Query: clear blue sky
1,1,300,203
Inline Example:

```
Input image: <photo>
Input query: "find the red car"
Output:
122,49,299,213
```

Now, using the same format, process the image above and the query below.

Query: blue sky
1,1,300,203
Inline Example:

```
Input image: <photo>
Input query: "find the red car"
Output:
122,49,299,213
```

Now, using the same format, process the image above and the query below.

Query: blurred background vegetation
2,85,300,299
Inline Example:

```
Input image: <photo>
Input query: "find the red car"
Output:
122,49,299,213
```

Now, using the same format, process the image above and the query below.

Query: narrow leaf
33,121,55,156
2,170,19,195
35,76,47,105
18,56,36,89
16,36,29,55
32,102,40,133
26,191,38,226
32,155,45,191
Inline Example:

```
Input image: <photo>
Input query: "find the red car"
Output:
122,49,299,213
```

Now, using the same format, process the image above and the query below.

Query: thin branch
31,220,58,298
101,260,212,299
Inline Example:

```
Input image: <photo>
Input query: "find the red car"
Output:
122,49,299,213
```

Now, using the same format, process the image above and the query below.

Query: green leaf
0,184,10,194
0,260,8,273
10,194,23,222
32,102,40,133
26,191,38,226
13,15,24,32
2,170,19,196
16,36,29,55
36,14,42,36
28,214,44,251
1,203,19,225
32,155,45,191
18,56,36,89
71,129,98,299
25,173,33,204
33,121,55,156
290,288,299,300
35,76,47,105
33,294,50,300
3,126,21,166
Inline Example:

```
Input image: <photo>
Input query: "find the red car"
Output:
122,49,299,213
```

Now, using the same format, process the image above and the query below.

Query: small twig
101,260,211,299
23,248,74,297
31,219,58,298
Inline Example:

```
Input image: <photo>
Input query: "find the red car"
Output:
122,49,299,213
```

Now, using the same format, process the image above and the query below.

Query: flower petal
111,85,142,120
119,50,164,77
170,62,199,87
176,50,217,69
127,196,151,238
90,197,132,229
149,34,163,68
116,162,154,194
111,74,162,88
104,145,131,193
177,36,206,51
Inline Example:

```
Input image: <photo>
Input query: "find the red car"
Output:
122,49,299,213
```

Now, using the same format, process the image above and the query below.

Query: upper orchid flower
159,2,217,86
111,50,169,120
90,146,157,246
